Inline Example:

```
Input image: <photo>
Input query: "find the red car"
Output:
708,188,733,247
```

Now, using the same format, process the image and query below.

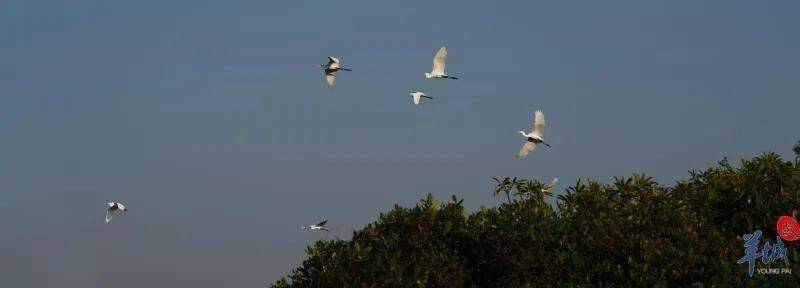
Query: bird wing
413,94,421,105
544,177,558,190
105,209,115,223
325,70,336,86
327,57,340,69
432,46,447,75
517,141,537,158
531,110,545,135
316,220,328,227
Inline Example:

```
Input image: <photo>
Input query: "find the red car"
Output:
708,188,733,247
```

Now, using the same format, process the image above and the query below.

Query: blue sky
1,0,799,286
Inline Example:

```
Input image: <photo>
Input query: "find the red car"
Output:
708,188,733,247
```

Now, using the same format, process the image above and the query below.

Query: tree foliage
273,142,800,287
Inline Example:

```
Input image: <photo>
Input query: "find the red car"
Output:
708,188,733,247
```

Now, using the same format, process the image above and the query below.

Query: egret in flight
517,110,550,158
409,91,432,105
321,57,351,86
542,178,558,193
105,202,128,223
425,46,458,79
301,220,329,232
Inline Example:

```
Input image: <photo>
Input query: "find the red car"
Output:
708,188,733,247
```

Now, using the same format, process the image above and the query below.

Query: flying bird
105,202,128,223
301,220,329,232
425,46,458,79
517,110,551,158
542,178,558,193
321,57,351,87
409,91,432,105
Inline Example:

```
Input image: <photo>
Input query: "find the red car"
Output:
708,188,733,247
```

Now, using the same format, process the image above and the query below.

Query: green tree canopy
273,141,800,287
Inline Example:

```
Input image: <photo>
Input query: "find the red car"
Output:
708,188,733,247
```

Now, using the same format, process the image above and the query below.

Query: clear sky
1,0,799,286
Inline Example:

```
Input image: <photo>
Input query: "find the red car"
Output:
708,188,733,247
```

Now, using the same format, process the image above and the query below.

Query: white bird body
542,177,558,193
105,201,128,223
519,131,543,140
517,110,550,158
301,220,329,232
326,57,341,70
321,57,351,86
425,46,458,79
409,91,432,105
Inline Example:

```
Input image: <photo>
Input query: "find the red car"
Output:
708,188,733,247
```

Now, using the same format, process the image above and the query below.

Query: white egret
321,57,352,87
409,91,433,105
424,46,458,79
301,220,329,232
517,110,551,158
542,178,558,193
105,202,128,223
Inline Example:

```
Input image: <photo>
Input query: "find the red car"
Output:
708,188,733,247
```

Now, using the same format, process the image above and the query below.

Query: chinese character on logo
737,230,790,278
